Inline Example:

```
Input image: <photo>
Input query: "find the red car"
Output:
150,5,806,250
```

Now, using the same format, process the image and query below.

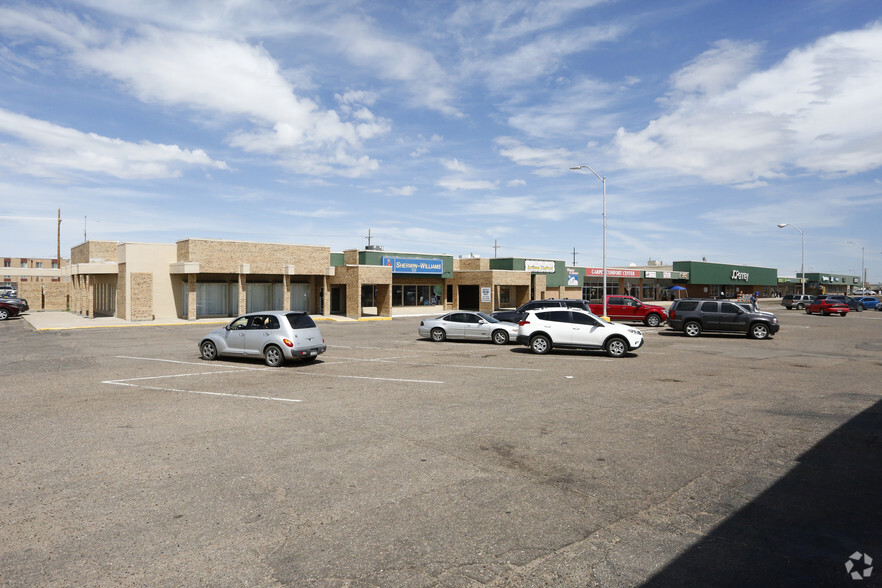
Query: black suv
492,299,592,323
667,298,780,339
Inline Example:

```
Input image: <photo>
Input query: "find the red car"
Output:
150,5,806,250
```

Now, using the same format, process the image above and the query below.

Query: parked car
0,300,22,320
492,299,593,324
855,296,879,310
0,296,29,313
586,295,668,326
805,298,849,316
780,294,815,310
199,311,326,367
516,307,644,357
829,295,865,311
667,298,780,339
419,311,519,344
0,286,17,297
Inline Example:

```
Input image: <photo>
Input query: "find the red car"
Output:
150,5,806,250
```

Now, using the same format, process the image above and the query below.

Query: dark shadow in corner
643,398,882,587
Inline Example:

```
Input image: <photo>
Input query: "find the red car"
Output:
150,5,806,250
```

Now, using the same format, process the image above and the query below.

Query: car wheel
492,330,509,345
0,309,8,320
645,313,661,327
750,323,770,339
200,340,218,360
822,310,829,316
840,312,847,317
605,337,628,358
530,335,551,354
430,327,446,342
684,321,702,337
795,303,803,310
805,309,812,314
856,305,864,312
264,344,284,367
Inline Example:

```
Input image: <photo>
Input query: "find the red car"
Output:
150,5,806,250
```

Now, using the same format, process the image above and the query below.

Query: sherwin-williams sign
382,257,443,274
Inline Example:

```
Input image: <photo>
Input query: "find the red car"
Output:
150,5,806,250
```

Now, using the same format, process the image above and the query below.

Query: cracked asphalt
1,308,880,586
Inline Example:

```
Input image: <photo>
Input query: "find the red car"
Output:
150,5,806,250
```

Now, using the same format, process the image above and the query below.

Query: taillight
283,339,294,347
670,310,676,319
519,320,530,326
420,321,424,326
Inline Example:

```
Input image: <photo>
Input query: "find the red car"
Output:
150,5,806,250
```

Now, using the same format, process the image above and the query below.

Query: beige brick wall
71,241,118,264
130,273,153,321
453,258,490,271
16,282,69,310
177,239,330,275
116,263,127,319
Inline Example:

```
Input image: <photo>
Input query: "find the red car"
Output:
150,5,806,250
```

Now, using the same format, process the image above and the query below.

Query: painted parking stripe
104,380,302,403
296,372,443,384
324,357,542,371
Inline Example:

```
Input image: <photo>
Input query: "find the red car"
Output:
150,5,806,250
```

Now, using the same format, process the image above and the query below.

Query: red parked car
805,298,849,316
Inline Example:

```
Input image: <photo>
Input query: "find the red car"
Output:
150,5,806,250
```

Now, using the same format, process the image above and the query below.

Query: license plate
309,350,317,356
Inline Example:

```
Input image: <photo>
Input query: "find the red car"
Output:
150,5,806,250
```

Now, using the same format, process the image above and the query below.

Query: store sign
525,259,556,273
567,269,580,286
731,270,750,281
382,257,443,274
481,287,491,302
586,267,641,278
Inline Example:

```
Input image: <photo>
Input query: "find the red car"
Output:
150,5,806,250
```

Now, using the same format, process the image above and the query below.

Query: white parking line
324,357,542,371
296,372,443,384
104,380,302,403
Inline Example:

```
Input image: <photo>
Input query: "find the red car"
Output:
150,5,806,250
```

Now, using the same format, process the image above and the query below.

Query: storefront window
499,286,511,305
391,284,442,306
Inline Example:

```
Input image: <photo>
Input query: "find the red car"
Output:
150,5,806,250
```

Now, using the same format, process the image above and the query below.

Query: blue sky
1,0,881,283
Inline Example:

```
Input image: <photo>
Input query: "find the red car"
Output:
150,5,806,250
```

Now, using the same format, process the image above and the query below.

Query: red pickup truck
589,295,667,326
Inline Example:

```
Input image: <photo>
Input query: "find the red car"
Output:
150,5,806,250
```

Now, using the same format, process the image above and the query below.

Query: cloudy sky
2,0,881,282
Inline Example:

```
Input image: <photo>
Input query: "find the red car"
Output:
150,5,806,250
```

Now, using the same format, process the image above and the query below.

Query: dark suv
667,298,780,339
492,299,592,323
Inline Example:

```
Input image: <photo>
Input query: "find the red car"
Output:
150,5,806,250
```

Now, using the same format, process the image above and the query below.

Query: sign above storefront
525,259,556,273
586,267,641,278
382,257,443,274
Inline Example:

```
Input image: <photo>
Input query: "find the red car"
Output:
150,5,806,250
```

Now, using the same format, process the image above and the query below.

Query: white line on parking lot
103,380,302,403
296,372,444,384
115,356,264,369
324,357,542,371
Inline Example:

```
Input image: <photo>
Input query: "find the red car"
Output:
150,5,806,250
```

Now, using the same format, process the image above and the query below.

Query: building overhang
169,262,201,274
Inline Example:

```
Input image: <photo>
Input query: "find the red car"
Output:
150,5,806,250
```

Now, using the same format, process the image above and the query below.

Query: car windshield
476,312,499,323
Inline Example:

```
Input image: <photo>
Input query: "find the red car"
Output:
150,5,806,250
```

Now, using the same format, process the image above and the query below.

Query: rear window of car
674,301,699,312
286,313,317,329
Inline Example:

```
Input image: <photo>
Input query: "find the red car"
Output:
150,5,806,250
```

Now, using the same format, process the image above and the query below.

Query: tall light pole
570,165,607,319
777,223,805,297
847,241,865,293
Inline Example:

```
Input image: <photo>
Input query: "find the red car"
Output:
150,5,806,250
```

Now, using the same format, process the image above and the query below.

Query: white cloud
0,108,227,180
615,24,882,185
441,158,468,172
495,137,577,175
389,185,417,196
436,177,498,191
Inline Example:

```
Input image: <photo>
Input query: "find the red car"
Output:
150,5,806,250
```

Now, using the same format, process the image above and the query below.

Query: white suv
517,308,644,358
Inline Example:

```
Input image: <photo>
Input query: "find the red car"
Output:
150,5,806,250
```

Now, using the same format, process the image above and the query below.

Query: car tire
264,345,284,367
750,323,770,339
200,340,218,360
644,313,662,327
805,309,812,314
856,305,863,312
840,312,847,317
795,303,803,310
492,330,509,345
430,328,446,342
605,336,628,358
684,321,702,337
530,335,551,354
0,309,9,320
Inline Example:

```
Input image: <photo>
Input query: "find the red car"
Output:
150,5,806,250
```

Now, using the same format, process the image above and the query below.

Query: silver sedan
418,311,519,344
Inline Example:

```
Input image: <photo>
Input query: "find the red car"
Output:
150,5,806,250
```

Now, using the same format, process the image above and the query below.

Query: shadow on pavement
643,398,882,587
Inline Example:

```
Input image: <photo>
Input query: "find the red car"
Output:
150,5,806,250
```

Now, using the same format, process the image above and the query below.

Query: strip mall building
6,238,859,320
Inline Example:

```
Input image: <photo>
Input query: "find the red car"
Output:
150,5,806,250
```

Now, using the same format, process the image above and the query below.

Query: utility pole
365,228,372,248
57,209,61,270
493,240,499,257
571,247,578,265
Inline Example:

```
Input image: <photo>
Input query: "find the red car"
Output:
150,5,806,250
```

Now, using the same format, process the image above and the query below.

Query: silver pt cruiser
199,311,326,367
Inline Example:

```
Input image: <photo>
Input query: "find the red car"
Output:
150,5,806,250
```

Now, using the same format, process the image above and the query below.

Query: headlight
628,328,642,336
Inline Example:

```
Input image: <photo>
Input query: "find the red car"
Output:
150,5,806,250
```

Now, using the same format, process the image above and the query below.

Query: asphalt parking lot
2,309,881,586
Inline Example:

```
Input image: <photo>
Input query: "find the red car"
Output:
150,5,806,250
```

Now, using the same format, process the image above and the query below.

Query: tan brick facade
71,241,118,264
177,239,330,275
130,273,153,321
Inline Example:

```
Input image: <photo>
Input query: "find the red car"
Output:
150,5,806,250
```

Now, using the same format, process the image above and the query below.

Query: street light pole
777,223,805,297
847,241,865,293
571,165,607,319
